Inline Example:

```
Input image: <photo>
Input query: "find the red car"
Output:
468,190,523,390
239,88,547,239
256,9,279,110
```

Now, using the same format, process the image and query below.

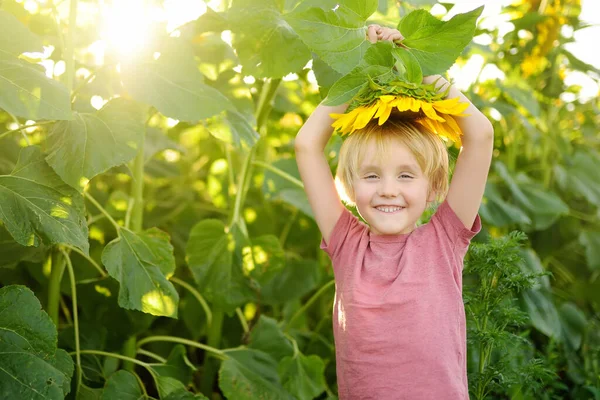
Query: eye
365,174,378,179
399,174,413,179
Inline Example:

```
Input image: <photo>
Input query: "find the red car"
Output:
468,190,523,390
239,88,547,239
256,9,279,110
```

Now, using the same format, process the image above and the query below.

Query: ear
426,189,436,203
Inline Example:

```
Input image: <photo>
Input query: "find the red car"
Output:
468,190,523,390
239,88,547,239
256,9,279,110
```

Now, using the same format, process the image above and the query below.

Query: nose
378,177,399,198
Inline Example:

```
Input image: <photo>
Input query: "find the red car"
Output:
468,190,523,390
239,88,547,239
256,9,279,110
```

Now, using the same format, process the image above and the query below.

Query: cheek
353,183,372,203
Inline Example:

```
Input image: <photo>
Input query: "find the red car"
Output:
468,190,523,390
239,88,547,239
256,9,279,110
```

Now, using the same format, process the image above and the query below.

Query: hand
367,25,404,44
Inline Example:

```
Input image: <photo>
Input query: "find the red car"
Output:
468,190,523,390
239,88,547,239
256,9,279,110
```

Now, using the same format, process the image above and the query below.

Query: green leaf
398,6,483,75
144,127,186,163
561,48,600,75
228,0,311,78
45,98,146,192
155,376,183,399
78,384,104,400
219,349,292,400
500,81,541,118
284,0,378,74
323,65,392,106
0,55,72,120
516,186,568,230
557,151,600,205
101,370,144,400
248,316,294,361
311,54,344,98
0,10,43,56
360,41,395,69
0,225,46,268
206,110,259,150
261,158,313,218
518,249,551,291
520,288,561,339
186,220,254,313
319,42,395,107
155,376,209,399
149,345,196,386
496,163,568,229
247,235,285,286
261,259,322,305
164,390,209,400
121,38,234,122
0,146,89,254
188,6,228,34
579,231,600,270
479,183,531,227
278,353,326,400
0,285,74,400
558,302,587,351
391,47,422,84
101,227,179,318
76,278,155,340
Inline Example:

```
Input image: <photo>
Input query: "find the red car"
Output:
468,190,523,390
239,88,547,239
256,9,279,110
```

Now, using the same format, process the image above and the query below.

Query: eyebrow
359,164,419,173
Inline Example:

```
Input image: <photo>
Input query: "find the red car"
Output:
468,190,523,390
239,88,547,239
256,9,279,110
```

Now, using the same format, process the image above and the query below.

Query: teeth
376,206,403,213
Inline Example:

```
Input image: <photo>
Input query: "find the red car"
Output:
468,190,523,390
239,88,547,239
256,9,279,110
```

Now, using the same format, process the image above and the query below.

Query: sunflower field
0,0,599,399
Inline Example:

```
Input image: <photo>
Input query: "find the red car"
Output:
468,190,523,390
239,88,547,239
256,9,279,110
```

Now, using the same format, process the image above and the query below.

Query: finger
367,25,378,43
382,32,394,41
390,33,404,41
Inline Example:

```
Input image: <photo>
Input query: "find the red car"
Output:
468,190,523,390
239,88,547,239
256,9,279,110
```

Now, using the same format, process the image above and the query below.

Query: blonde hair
335,118,449,206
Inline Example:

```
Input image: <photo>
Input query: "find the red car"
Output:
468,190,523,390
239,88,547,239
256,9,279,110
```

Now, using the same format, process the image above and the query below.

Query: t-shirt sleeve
431,199,482,253
319,206,362,261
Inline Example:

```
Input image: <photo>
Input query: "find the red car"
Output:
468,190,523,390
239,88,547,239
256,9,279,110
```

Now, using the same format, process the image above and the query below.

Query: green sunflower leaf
101,227,179,318
45,98,146,192
0,285,74,400
228,0,311,78
284,0,378,74
391,47,422,84
398,6,483,75
0,146,89,254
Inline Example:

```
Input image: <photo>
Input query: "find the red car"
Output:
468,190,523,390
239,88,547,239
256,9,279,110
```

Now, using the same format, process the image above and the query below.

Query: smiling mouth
375,206,405,213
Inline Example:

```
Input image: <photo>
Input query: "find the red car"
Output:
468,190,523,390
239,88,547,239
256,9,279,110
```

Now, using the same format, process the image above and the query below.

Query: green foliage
185,220,255,313
228,0,312,78
46,98,147,192
464,232,556,399
398,6,483,75
0,146,89,253
285,0,378,74
101,227,179,318
0,285,74,400
0,0,598,398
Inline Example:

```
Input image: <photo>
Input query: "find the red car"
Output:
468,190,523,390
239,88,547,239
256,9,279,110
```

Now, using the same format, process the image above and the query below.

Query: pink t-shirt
320,200,481,400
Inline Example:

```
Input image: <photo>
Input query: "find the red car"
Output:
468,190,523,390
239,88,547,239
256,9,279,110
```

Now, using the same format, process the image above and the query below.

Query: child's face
352,138,434,236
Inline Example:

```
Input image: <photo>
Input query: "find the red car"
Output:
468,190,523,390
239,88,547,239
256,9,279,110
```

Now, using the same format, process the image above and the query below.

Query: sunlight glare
101,0,151,58
448,54,484,91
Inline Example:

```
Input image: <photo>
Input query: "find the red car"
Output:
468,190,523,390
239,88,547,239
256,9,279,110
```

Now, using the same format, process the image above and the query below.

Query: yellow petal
443,114,463,137
374,100,388,118
432,97,470,115
418,117,437,134
331,108,359,134
379,95,395,104
353,104,379,130
421,102,446,122
378,103,393,125
393,97,412,112
409,98,421,112
437,120,461,143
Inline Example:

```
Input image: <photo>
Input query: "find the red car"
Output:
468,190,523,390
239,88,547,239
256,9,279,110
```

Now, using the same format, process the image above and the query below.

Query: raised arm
295,103,347,244
425,75,494,229
295,25,387,243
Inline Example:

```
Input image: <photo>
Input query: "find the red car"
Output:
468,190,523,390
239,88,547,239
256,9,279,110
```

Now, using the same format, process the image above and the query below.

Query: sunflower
329,78,470,144
331,95,469,143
